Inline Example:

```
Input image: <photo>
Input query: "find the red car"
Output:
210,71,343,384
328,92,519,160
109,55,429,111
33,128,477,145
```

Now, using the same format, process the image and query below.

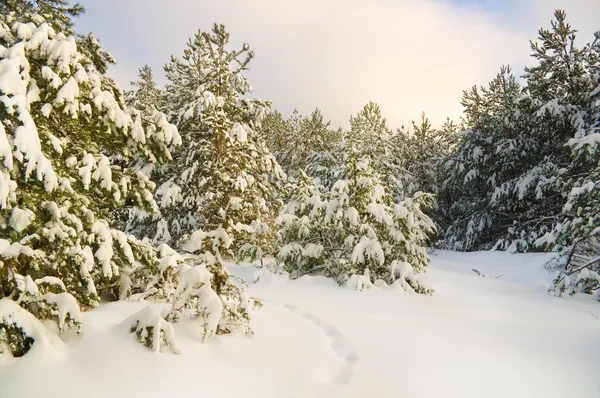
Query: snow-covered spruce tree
0,3,181,356
278,143,436,292
444,11,599,252
127,25,281,333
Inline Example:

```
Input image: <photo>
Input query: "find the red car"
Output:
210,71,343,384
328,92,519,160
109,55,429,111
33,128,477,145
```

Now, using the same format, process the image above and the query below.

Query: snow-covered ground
1,250,599,398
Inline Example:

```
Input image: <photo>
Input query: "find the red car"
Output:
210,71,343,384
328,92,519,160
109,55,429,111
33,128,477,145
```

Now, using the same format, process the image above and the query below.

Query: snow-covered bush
0,297,63,357
548,238,600,297
125,306,180,354
180,227,260,335
0,2,181,356
278,155,435,293
124,244,259,351
0,273,81,357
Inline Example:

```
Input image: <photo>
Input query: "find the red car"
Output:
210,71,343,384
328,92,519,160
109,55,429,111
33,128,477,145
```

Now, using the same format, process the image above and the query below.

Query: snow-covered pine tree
0,1,181,356
536,25,600,297
350,102,415,201
125,65,162,117
551,129,600,297
347,102,393,170
306,144,345,191
128,24,284,250
283,109,340,178
444,11,598,252
304,102,413,206
126,25,283,333
107,65,181,231
390,114,459,242
431,119,462,227
276,171,328,276
257,109,291,164
301,109,342,159
278,151,435,292
0,0,83,34
395,113,457,197
123,64,181,179
307,102,412,201
443,67,523,251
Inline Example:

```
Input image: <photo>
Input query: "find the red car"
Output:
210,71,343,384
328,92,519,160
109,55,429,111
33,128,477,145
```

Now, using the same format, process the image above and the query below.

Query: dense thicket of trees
442,11,600,295
262,11,600,297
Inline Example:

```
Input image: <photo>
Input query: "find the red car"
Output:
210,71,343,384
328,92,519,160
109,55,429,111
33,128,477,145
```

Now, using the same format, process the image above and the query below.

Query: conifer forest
0,1,599,397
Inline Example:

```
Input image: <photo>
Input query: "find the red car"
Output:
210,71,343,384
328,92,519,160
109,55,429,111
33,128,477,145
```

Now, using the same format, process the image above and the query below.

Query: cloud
75,0,600,130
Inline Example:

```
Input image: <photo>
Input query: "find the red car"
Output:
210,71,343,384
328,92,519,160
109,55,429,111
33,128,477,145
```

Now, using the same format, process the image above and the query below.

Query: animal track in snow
272,301,359,385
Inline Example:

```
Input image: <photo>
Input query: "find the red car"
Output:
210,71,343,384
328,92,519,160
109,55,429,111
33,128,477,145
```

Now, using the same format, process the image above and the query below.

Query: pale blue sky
74,0,599,129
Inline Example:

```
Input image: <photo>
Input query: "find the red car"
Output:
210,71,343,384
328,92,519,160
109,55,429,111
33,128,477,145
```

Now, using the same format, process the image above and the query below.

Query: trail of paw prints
272,301,359,385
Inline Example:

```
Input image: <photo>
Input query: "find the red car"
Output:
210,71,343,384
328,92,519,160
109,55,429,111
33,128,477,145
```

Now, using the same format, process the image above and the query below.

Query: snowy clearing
1,250,599,398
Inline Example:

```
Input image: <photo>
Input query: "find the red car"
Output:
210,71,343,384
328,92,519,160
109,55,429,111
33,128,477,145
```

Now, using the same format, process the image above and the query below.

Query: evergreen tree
443,67,523,250
257,109,290,162
128,25,284,249
0,3,181,355
307,102,410,199
108,65,180,231
0,0,84,34
347,102,391,152
125,65,162,118
536,25,600,297
124,64,178,170
305,142,345,190
283,109,340,178
391,114,459,241
397,113,457,196
127,25,283,332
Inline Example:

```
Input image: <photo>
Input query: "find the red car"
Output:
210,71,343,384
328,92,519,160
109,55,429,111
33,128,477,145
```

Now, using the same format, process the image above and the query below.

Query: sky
74,0,600,130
